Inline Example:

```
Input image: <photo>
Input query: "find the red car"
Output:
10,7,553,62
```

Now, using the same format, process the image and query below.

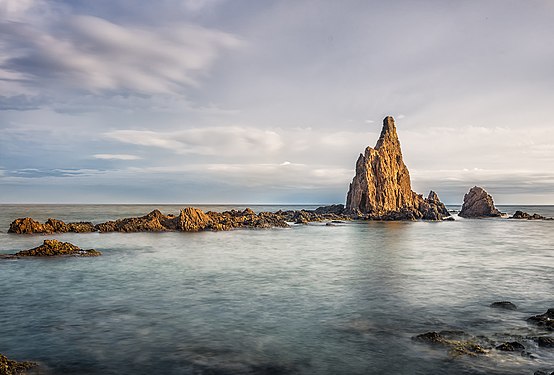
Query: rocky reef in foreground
8,207,350,234
1,239,101,258
0,353,37,375
346,116,451,221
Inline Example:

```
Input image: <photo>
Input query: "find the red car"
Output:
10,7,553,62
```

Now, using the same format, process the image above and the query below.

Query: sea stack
346,116,450,220
459,186,502,218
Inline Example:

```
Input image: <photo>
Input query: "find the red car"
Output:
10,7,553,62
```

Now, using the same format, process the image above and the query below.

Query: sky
1,0,553,204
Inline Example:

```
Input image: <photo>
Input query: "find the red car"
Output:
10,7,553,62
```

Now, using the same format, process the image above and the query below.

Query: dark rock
490,301,517,310
4,239,101,257
0,353,37,375
536,337,554,348
345,116,450,221
510,211,551,220
527,309,554,331
459,186,503,218
315,204,345,215
495,341,525,351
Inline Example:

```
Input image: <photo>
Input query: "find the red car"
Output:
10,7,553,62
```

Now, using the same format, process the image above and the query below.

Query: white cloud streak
93,154,142,160
0,7,242,95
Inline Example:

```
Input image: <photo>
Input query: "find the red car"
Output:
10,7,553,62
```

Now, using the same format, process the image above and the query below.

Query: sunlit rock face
345,116,449,220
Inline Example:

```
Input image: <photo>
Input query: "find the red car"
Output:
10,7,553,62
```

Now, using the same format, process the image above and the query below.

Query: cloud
93,154,142,160
105,126,283,155
0,8,242,96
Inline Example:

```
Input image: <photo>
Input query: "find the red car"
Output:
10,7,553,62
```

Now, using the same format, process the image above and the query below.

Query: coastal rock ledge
346,116,450,220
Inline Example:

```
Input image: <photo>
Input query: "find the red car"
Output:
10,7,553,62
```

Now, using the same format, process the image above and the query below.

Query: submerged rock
0,353,37,374
495,341,525,352
527,309,554,331
536,337,554,348
345,116,450,221
5,239,101,257
490,301,517,310
412,331,489,357
459,186,502,218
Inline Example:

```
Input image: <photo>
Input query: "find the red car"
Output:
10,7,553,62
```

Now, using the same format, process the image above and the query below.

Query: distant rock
459,186,502,218
3,239,101,258
510,211,552,220
5,206,353,235
8,217,95,234
314,204,345,215
527,309,554,331
490,301,517,310
345,116,450,221
0,353,37,374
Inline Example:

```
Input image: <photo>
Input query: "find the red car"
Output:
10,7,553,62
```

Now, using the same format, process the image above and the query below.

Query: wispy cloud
0,5,242,96
93,154,142,160
105,126,283,155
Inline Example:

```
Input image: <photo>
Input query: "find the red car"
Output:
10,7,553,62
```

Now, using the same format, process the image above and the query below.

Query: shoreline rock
7,206,354,234
490,301,517,310
459,186,503,218
2,239,101,258
0,353,37,374
527,309,554,331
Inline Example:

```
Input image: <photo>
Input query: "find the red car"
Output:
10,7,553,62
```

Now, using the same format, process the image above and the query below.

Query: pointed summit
345,116,449,220
375,116,400,150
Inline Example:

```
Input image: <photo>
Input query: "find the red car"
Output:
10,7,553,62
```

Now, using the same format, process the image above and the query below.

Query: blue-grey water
0,204,553,375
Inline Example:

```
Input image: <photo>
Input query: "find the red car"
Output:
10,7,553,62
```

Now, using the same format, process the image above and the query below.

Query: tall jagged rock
346,116,450,220
459,186,502,218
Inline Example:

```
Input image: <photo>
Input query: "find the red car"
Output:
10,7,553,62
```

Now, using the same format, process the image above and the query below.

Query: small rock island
2,239,101,258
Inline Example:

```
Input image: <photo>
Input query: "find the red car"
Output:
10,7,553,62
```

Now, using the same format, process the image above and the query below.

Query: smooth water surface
0,205,553,374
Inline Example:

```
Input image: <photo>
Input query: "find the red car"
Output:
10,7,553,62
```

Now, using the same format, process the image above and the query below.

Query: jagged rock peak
346,116,418,216
375,115,400,150
345,116,450,221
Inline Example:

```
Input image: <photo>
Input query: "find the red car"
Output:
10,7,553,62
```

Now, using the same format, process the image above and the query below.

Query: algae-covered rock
12,239,101,257
0,353,37,375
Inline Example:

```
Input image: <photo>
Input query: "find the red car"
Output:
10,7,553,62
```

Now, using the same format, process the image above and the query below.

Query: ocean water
0,204,553,375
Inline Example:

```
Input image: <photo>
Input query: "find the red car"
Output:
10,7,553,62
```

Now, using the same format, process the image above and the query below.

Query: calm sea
1,204,553,375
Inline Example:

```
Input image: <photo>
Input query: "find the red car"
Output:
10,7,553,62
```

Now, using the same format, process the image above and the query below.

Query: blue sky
1,0,553,204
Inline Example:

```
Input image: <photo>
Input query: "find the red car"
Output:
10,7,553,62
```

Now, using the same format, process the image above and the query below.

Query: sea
0,204,553,375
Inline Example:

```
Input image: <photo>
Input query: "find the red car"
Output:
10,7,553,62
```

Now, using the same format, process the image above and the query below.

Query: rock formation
459,186,502,218
8,217,95,234
3,239,101,258
510,211,552,220
345,116,450,220
8,206,350,234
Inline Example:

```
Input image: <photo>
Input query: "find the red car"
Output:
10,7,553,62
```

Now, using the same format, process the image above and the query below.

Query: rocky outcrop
8,217,95,234
510,211,553,220
459,186,502,218
0,353,37,374
346,116,451,221
4,239,101,257
8,206,354,234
